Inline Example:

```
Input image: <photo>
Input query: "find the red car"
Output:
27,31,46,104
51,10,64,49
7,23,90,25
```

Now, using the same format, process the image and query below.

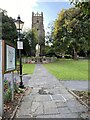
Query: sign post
0,40,4,117
11,72,14,101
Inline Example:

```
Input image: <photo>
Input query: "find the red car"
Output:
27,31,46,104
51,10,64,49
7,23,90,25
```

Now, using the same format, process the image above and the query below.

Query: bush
4,79,24,103
4,80,12,103
4,88,12,103
14,82,19,93
4,79,20,102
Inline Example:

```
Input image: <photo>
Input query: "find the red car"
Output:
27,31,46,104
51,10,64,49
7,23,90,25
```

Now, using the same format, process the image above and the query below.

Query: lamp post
14,15,24,88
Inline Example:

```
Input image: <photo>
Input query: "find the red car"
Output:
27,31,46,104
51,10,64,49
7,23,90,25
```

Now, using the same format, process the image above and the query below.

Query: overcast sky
0,0,73,31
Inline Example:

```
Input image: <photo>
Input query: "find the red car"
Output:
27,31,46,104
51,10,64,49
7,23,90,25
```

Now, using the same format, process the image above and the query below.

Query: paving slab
43,101,59,115
58,107,71,114
15,64,89,119
31,102,43,116
55,101,67,108
60,80,89,91
34,95,51,102
52,94,65,101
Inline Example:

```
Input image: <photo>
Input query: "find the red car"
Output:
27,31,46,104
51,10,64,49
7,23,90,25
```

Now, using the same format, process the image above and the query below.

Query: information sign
6,45,15,71
17,41,23,49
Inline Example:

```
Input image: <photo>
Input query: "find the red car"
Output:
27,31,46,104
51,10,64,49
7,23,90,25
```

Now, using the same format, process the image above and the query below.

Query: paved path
4,73,89,91
15,64,89,119
60,80,89,91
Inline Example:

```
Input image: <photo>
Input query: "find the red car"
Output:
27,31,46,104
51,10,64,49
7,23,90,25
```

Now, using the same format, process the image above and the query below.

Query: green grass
44,59,88,80
22,64,36,74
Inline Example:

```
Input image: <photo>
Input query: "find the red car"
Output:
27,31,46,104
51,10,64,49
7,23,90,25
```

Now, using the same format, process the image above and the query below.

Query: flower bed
3,92,22,119
3,79,24,119
72,90,90,106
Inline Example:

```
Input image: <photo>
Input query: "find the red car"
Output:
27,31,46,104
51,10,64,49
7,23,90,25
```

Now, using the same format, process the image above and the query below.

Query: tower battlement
32,12,43,17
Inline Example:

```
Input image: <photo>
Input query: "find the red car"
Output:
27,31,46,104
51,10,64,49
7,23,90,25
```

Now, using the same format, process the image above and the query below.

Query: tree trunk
73,48,78,60
85,50,87,57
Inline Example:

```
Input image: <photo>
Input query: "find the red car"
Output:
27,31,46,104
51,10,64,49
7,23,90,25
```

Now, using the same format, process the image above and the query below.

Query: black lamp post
14,15,24,88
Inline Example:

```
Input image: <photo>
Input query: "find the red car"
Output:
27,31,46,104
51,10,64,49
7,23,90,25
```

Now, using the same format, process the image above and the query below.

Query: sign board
5,41,16,73
6,45,15,71
0,40,16,73
17,41,23,49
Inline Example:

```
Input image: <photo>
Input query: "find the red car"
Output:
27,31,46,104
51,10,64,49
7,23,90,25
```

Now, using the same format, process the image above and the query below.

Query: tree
23,29,38,56
53,9,70,57
69,0,90,57
2,13,18,43
45,21,55,56
69,0,90,15
45,21,54,45
66,7,90,59
53,7,90,59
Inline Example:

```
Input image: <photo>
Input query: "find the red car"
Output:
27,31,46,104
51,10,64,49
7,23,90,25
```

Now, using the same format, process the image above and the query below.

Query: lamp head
14,15,24,30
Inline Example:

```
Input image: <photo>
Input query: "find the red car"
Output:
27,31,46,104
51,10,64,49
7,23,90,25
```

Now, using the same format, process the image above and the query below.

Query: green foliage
2,13,18,43
14,82,24,93
4,79,24,103
45,45,55,57
45,21,57,56
18,88,24,93
88,91,90,95
4,88,12,103
69,0,90,15
53,9,72,56
53,7,90,59
14,82,19,93
4,80,12,103
45,21,54,45
23,29,38,56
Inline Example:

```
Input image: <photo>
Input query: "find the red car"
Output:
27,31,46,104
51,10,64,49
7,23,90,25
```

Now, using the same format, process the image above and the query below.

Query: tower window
37,20,39,23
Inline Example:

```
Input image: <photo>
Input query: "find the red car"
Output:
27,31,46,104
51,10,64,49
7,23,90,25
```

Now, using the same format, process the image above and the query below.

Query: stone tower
32,12,45,56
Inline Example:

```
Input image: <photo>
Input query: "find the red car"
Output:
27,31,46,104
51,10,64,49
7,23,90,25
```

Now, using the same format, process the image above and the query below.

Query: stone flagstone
15,64,89,119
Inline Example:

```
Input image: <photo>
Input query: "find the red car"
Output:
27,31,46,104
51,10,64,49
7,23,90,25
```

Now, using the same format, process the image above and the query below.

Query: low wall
21,57,57,64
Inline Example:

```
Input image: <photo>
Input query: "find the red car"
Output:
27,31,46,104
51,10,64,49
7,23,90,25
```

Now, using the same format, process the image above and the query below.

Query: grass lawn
44,59,88,80
22,64,36,74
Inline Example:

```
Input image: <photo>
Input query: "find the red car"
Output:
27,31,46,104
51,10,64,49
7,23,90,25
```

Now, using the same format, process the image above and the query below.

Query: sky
0,0,73,31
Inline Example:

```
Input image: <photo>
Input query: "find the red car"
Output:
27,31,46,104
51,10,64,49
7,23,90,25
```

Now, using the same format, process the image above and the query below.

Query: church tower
32,12,45,56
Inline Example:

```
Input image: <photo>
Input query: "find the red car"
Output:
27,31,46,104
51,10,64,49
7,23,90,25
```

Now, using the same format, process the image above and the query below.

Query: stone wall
21,57,57,64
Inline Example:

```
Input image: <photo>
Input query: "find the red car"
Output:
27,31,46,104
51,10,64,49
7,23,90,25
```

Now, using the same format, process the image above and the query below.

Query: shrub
4,80,12,103
64,54,72,59
4,88,12,103
14,82,19,93
4,78,24,103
